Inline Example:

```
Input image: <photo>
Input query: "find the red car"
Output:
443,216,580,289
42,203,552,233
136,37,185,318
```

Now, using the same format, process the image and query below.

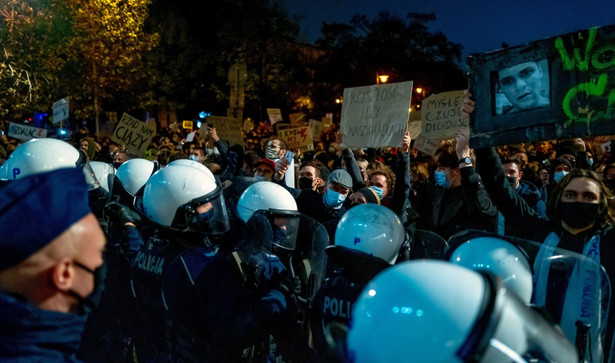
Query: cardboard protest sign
289,112,306,125
421,90,468,139
308,119,322,140
200,116,243,147
407,109,422,139
413,134,441,156
468,24,615,148
267,108,283,125
8,122,47,141
52,97,69,124
111,113,156,156
277,126,314,152
340,81,413,148
182,120,193,130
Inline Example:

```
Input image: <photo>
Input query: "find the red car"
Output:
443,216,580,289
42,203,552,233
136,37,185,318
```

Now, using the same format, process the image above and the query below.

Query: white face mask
266,148,279,159
189,155,200,162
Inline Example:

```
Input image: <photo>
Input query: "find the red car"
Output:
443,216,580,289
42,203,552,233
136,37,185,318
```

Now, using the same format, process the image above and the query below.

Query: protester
414,130,498,240
464,90,615,362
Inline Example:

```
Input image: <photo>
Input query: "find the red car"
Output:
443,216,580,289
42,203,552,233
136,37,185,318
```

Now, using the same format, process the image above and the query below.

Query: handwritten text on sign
8,122,47,141
277,126,314,152
421,90,468,139
340,81,412,148
200,116,244,147
111,113,155,156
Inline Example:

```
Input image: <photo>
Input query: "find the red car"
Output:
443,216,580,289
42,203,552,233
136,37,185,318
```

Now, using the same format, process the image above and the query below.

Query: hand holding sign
461,90,475,116
401,131,411,154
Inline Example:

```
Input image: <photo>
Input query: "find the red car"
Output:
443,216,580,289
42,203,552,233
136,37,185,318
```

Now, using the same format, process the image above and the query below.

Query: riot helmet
115,158,157,196
236,181,300,251
346,260,577,363
4,138,99,190
334,204,405,264
89,161,115,195
167,158,215,181
449,236,533,304
141,165,229,236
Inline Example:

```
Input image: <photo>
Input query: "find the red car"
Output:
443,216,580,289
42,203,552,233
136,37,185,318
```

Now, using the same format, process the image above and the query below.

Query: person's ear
519,170,524,179
50,257,75,292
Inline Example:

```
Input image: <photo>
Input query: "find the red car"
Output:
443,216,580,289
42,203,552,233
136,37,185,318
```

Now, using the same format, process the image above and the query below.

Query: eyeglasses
254,168,273,175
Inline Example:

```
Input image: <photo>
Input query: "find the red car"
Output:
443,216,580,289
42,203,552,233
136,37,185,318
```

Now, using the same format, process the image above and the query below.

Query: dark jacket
0,290,88,362
342,148,412,224
428,166,498,240
475,147,615,361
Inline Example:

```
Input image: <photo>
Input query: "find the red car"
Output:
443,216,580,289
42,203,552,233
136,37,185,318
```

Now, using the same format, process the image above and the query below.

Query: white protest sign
8,122,47,141
52,97,69,124
200,116,244,147
407,109,422,139
277,126,314,152
308,119,322,140
421,90,469,140
340,81,412,148
413,134,441,156
267,108,283,125
111,113,156,156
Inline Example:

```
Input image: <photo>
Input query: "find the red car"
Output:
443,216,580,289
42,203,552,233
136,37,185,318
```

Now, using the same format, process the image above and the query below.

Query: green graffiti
591,44,615,70
555,28,598,72
562,73,609,120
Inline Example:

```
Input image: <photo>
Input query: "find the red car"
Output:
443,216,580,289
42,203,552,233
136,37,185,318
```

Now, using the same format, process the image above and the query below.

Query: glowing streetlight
415,87,423,94
335,98,343,104
377,74,389,84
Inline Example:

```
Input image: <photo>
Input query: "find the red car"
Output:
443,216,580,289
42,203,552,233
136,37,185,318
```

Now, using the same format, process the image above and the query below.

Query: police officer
345,261,578,363
0,168,106,361
130,165,294,361
311,204,406,360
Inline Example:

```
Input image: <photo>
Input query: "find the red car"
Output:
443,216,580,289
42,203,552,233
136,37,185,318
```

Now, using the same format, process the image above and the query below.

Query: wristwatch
459,156,472,165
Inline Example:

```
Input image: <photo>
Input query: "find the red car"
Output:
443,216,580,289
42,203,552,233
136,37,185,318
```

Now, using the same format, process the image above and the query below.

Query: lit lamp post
414,87,424,110
376,74,389,84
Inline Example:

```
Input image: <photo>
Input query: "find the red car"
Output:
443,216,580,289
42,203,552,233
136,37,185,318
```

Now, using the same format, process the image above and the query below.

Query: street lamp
415,87,423,95
377,74,389,84
335,98,343,104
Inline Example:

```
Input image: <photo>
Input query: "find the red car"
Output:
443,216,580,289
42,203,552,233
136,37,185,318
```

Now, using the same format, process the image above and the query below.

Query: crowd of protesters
1,97,615,362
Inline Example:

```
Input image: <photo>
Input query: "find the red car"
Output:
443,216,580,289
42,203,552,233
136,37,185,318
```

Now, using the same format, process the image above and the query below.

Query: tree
0,0,73,118
145,0,304,121
63,0,159,131
312,12,466,115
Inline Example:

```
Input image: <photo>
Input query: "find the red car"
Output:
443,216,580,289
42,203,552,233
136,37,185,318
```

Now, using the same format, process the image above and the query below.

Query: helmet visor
269,211,301,251
186,187,231,236
76,150,101,191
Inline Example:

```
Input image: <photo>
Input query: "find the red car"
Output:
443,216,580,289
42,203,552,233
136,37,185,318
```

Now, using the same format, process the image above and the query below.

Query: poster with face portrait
468,24,615,148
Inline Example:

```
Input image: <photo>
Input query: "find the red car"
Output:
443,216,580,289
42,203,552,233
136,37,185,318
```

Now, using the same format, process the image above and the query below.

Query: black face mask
506,176,518,189
69,259,107,315
298,177,314,190
559,202,599,229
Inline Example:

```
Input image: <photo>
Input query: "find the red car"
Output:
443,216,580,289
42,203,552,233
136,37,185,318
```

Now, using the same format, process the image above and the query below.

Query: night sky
285,0,615,65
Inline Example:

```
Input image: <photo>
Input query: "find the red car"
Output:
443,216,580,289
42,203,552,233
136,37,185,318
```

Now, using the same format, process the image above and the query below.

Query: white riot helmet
346,260,577,363
167,158,215,181
449,236,533,304
4,138,99,189
0,162,8,181
334,204,404,264
142,165,229,235
116,158,157,196
89,161,115,195
236,181,300,250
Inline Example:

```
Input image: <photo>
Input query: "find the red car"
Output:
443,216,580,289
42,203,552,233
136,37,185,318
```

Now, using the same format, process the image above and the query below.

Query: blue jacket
0,289,88,362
